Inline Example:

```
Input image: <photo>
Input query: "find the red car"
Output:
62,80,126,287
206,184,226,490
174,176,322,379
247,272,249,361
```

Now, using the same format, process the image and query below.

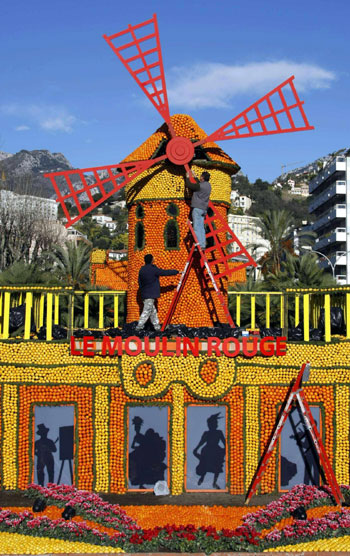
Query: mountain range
0,149,72,198
0,147,348,200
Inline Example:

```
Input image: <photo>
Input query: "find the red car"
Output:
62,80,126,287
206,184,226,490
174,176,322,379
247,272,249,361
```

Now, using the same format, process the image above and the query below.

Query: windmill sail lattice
45,15,314,230
103,14,172,127
205,201,257,280
195,76,314,145
45,159,162,227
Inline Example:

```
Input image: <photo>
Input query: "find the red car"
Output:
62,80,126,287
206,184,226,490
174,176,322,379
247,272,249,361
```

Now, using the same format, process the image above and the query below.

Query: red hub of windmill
44,13,314,227
166,137,195,165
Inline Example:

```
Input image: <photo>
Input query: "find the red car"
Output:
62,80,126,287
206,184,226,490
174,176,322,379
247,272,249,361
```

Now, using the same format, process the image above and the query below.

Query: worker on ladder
185,170,211,250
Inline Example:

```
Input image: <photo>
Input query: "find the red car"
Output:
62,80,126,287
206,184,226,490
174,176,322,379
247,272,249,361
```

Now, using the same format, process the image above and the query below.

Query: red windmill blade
45,155,167,228
194,76,314,146
103,13,175,136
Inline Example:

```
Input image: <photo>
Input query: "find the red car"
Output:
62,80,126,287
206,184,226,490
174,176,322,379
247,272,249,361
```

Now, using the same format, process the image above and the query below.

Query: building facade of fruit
0,339,349,495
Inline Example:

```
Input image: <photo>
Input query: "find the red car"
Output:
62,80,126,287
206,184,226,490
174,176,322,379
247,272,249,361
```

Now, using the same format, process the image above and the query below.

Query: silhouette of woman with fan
193,413,225,489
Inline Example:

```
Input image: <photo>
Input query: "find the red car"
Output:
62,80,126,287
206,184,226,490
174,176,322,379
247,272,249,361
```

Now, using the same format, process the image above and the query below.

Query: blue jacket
138,264,179,300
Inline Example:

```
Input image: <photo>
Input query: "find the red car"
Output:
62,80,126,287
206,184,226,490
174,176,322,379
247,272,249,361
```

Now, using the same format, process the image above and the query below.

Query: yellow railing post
295,295,300,326
114,294,119,328
324,293,331,342
347,293,350,339
99,294,104,329
0,292,3,336
251,295,256,329
46,293,53,341
280,294,284,329
236,295,241,327
84,294,89,329
39,293,45,328
2,292,11,339
303,293,310,342
54,294,59,325
266,294,270,328
24,292,33,340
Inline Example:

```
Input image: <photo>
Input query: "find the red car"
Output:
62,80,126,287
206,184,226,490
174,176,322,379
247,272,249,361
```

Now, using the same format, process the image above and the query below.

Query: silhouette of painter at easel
193,413,225,489
57,425,74,484
35,423,57,486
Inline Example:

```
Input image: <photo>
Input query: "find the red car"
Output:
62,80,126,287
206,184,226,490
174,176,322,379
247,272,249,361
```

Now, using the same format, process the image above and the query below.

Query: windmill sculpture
45,14,313,328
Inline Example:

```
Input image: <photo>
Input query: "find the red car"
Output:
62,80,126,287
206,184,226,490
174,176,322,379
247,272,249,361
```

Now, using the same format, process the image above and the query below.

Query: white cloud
167,61,336,109
15,125,30,131
1,103,78,133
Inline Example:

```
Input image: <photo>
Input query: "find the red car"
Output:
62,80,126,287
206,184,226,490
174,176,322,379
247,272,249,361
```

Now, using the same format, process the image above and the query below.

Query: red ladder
161,226,234,330
162,202,257,330
246,362,343,505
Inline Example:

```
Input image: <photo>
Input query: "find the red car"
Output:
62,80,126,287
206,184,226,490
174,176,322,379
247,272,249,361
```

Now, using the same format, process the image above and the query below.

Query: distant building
64,227,91,246
309,152,350,284
108,249,128,261
110,200,126,209
230,190,252,212
0,189,58,220
228,214,270,264
91,214,117,231
289,182,309,197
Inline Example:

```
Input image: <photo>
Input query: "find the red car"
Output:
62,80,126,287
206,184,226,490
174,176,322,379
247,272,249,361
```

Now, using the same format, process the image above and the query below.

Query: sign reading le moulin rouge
70,335,287,358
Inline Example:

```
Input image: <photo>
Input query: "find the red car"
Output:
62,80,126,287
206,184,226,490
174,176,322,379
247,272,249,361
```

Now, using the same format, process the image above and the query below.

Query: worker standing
136,254,179,331
186,171,211,249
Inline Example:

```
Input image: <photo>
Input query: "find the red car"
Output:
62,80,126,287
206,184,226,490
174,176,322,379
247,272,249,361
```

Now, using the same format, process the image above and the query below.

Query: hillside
0,149,73,198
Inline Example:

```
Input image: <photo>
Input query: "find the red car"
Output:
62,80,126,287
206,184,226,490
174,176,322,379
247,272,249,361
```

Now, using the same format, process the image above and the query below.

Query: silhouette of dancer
35,423,57,486
193,413,225,489
129,416,167,488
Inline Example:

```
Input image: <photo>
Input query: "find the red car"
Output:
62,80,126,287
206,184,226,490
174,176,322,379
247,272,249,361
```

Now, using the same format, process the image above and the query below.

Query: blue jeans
192,207,206,249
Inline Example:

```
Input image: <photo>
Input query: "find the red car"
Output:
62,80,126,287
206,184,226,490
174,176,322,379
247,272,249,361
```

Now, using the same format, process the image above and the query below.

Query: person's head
200,171,210,183
207,413,221,430
144,254,153,265
132,416,143,431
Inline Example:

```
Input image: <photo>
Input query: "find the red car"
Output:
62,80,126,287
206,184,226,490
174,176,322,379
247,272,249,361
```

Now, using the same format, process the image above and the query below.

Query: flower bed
26,483,139,537
11,483,350,553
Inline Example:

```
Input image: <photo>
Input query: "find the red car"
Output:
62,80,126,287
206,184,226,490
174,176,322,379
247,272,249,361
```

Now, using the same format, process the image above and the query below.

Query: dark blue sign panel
34,405,75,486
186,406,227,491
128,406,168,490
280,405,320,490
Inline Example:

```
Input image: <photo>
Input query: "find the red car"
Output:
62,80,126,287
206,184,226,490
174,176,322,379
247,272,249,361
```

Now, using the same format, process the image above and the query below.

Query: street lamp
300,247,345,280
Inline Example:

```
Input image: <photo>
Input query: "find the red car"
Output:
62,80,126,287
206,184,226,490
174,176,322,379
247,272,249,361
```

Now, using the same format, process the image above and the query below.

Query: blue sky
1,0,349,182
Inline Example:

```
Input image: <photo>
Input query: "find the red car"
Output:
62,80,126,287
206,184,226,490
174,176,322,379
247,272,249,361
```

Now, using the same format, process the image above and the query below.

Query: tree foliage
48,242,91,289
0,189,62,272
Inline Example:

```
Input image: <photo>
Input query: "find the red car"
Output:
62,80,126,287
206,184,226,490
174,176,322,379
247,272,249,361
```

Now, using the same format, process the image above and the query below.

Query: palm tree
264,252,336,291
247,210,315,276
263,253,336,327
49,242,91,289
0,261,58,286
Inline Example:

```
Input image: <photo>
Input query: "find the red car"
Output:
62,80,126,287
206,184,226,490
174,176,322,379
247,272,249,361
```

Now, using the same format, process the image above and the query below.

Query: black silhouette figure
57,426,74,485
193,413,225,489
129,415,167,488
35,423,57,486
280,455,297,487
289,407,320,486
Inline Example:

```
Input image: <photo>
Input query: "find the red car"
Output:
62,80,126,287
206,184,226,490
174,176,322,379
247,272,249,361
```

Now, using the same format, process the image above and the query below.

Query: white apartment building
227,213,270,263
230,190,252,212
289,182,309,197
0,189,58,220
309,151,350,284
91,214,117,231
